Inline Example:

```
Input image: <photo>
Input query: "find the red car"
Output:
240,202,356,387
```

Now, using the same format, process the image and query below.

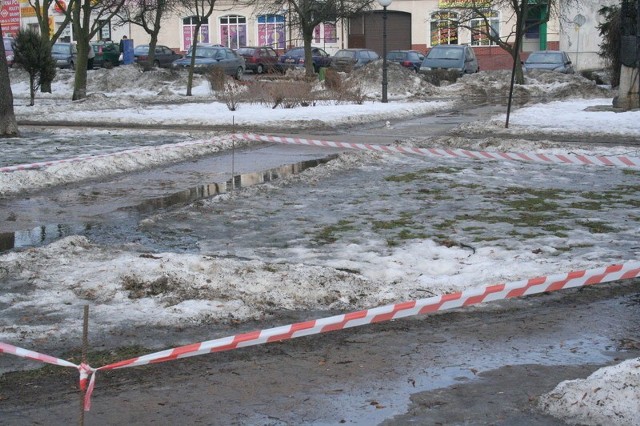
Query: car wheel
235,66,244,80
256,64,264,74
153,60,160,68
70,61,75,70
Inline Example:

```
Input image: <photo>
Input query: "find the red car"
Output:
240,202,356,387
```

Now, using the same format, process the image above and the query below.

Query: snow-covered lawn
2,65,639,424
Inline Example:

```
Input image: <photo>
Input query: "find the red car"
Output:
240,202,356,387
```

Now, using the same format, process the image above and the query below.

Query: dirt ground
1,280,638,425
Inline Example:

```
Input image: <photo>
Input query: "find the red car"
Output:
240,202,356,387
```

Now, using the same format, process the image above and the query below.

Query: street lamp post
377,0,392,103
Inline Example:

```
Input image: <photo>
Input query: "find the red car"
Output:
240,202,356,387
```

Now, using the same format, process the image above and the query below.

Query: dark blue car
278,47,331,72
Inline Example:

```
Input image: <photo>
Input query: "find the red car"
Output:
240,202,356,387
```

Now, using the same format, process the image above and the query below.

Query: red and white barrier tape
5,133,637,174
2,261,639,410
0,138,226,173
233,133,640,169
0,342,79,369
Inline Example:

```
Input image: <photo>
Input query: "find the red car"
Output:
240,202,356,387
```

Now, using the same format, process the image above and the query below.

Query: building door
348,11,411,54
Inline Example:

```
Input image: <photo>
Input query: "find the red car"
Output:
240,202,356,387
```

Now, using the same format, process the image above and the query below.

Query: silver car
171,44,245,79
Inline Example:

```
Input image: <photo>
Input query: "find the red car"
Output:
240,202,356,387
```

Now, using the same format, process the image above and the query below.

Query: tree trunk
39,5,53,93
72,40,89,100
29,75,36,106
302,28,314,77
71,0,91,101
0,25,19,136
511,49,525,85
145,6,164,71
41,80,53,93
147,35,159,71
186,23,202,97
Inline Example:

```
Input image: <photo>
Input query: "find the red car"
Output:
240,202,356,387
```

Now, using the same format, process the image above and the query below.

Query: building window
182,16,209,51
257,14,286,49
313,22,337,44
220,15,247,49
470,11,499,46
430,11,458,46
525,4,546,39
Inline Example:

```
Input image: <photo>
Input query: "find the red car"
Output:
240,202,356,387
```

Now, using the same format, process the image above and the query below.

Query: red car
236,46,281,74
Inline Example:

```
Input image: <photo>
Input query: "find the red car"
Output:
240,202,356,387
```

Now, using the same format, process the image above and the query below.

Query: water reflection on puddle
0,156,337,252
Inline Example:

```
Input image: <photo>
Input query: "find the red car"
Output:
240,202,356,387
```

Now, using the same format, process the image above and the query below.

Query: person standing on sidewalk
87,43,95,70
119,35,128,53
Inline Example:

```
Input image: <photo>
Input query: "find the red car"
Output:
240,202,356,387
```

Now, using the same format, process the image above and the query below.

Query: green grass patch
372,217,413,230
622,169,640,176
503,197,559,212
578,220,616,234
580,191,618,201
397,229,429,240
384,166,462,183
568,201,604,210
498,187,567,200
314,219,357,244
433,218,458,230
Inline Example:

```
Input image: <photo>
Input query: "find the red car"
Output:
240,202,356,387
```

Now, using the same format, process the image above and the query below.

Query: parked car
51,42,77,69
236,46,281,74
3,37,14,67
387,50,424,72
419,45,479,76
134,44,181,68
523,50,574,74
91,41,120,68
171,44,245,79
278,46,331,72
331,48,380,72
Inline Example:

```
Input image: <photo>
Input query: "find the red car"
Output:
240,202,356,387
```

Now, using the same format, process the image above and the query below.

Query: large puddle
0,155,337,252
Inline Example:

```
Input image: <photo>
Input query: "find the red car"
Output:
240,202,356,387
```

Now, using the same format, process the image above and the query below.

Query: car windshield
134,46,150,54
285,48,304,57
335,50,356,58
427,47,463,60
236,48,255,55
187,46,219,58
51,44,70,54
526,52,562,64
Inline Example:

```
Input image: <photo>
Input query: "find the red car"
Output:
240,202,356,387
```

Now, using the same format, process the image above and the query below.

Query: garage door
348,11,411,55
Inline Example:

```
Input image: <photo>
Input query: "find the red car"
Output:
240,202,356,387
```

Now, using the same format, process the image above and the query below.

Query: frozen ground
2,64,640,424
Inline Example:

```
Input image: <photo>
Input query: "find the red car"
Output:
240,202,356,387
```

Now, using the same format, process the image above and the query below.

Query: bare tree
444,0,578,84
115,0,176,70
71,0,126,100
258,0,374,77
0,23,19,136
27,0,76,92
180,0,217,96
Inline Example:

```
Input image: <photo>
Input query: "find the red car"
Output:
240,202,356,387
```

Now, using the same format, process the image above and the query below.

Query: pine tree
12,29,57,106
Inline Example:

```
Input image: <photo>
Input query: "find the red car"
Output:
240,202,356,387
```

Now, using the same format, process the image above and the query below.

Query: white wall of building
560,0,617,70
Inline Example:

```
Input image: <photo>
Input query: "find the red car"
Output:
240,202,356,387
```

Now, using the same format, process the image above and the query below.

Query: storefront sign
438,0,491,7
0,0,21,35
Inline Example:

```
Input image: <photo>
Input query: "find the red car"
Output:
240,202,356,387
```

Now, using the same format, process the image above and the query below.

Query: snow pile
0,135,244,196
9,61,611,105
538,358,640,425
